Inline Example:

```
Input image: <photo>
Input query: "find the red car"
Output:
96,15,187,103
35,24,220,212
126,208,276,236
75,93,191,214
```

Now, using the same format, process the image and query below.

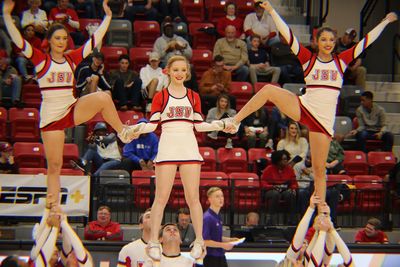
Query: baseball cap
0,142,12,152
254,1,264,7
94,122,107,132
163,21,173,29
149,52,160,62
345,28,357,38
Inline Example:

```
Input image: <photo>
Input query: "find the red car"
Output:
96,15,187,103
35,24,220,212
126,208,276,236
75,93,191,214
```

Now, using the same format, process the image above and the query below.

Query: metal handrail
392,34,400,82
360,0,378,37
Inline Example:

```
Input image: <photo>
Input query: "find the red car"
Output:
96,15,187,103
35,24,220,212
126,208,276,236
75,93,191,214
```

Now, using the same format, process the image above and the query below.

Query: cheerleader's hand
260,1,273,13
211,120,225,131
222,118,240,134
385,12,398,23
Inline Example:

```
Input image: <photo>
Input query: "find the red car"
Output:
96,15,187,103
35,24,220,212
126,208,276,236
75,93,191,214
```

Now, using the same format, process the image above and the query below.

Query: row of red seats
0,107,144,142
130,170,387,212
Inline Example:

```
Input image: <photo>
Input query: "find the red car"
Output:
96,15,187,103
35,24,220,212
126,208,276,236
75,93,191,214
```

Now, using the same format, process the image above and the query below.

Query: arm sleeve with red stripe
339,18,391,65
330,229,353,266
269,9,312,65
286,207,315,260
61,219,90,265
308,231,327,267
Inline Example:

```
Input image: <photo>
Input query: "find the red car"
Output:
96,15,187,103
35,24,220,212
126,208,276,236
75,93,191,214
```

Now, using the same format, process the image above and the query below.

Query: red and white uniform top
270,9,392,136
16,16,110,128
117,238,151,267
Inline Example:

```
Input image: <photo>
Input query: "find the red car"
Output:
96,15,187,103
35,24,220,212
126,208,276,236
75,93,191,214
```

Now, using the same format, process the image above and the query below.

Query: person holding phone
76,51,112,96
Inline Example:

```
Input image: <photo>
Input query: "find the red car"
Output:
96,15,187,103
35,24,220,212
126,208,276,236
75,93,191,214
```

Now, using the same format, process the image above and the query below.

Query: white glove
222,118,240,134
211,120,225,131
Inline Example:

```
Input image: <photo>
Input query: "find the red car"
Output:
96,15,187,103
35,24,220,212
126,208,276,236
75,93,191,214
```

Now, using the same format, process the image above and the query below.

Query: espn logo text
0,187,68,204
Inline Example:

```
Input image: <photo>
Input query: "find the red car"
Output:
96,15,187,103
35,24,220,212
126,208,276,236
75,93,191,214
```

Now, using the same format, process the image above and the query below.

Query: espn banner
0,174,90,216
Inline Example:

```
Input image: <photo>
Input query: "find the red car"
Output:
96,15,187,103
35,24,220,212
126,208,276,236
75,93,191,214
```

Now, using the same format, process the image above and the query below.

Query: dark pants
278,64,304,84
154,0,181,19
124,5,159,21
113,78,143,107
70,31,86,46
204,255,228,267
356,130,394,152
82,147,121,177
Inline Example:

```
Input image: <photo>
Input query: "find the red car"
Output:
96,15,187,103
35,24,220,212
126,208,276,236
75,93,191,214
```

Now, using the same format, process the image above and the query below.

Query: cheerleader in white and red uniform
127,55,225,264
3,0,138,204
228,0,398,201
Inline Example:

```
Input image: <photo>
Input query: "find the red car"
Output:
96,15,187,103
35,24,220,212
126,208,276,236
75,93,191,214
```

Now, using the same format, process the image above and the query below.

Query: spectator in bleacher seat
49,0,85,45
110,54,143,111
242,107,271,149
243,1,278,46
122,118,158,172
159,223,200,266
337,28,367,89
206,94,237,149
355,217,389,243
349,91,394,152
0,53,22,107
21,0,48,38
277,121,309,166
245,212,259,227
161,16,188,41
248,35,281,85
72,0,97,19
139,51,169,112
326,135,346,174
118,208,152,267
216,2,244,39
270,34,304,84
203,187,240,267
199,55,235,115
153,21,192,67
13,24,41,82
0,142,18,174
71,122,122,177
294,153,340,226
213,25,249,82
268,106,290,147
176,207,196,246
123,0,159,22
76,51,112,96
261,150,298,225
84,205,123,241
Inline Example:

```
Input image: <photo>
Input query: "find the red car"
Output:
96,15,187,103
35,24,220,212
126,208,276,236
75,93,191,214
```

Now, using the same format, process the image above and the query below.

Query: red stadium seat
60,168,84,176
100,46,128,71
0,107,7,141
132,170,155,208
247,148,272,173
79,18,102,39
189,23,216,50
367,151,396,177
229,82,253,110
19,168,47,175
327,174,354,213
129,47,153,72
199,147,217,171
22,83,41,109
199,171,229,207
169,175,185,209
62,143,79,169
118,110,144,125
229,172,261,211
191,49,213,80
343,150,368,176
254,82,281,93
353,175,384,213
236,1,254,19
217,147,248,173
181,0,205,22
9,107,40,142
207,0,227,24
133,20,160,47
14,142,46,168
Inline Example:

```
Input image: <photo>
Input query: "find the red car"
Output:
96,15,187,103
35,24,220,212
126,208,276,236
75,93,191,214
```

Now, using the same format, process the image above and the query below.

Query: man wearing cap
153,20,192,67
337,28,367,89
0,142,18,174
139,51,169,112
0,53,22,107
121,118,159,173
71,122,122,176
244,1,278,46
110,54,143,111
76,51,112,96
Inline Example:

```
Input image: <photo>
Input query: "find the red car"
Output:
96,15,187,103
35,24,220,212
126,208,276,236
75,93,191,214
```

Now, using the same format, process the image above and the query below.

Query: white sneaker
190,240,205,260
117,124,143,143
146,241,162,261
146,103,152,113
225,138,233,149
207,131,218,140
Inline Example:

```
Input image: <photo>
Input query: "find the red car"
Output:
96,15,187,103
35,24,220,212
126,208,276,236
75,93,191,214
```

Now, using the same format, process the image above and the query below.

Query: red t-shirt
84,221,123,241
355,229,388,243
49,7,79,32
217,16,244,38
261,164,298,190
